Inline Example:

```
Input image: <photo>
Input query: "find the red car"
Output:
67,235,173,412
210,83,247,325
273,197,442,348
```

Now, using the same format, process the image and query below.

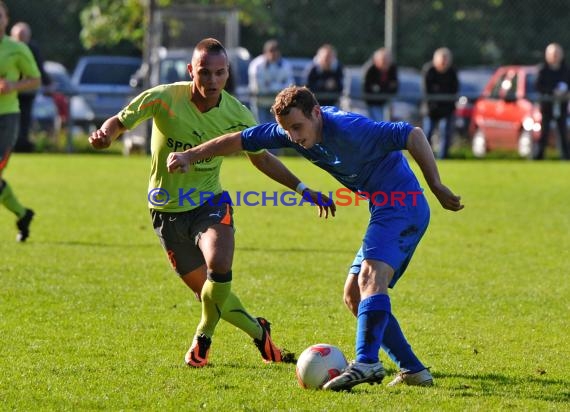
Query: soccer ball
295,344,348,389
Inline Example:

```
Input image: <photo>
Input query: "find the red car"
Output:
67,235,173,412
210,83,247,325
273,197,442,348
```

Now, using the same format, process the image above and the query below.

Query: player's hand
302,189,336,218
166,151,191,173
88,129,112,149
431,183,464,211
0,79,13,95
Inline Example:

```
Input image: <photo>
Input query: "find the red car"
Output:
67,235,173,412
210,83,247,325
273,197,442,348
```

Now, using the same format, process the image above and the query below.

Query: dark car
287,56,313,86
469,65,546,157
71,55,142,124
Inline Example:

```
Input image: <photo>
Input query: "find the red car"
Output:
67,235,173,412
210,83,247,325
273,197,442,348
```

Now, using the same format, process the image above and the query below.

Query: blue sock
355,294,391,363
381,313,425,373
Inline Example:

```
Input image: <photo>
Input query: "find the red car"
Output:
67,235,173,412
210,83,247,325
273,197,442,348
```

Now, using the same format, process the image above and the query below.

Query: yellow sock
221,292,263,340
0,180,26,218
196,278,231,338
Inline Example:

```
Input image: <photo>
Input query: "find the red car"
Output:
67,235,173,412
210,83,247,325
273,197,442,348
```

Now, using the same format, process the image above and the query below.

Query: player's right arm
167,131,243,173
88,116,127,150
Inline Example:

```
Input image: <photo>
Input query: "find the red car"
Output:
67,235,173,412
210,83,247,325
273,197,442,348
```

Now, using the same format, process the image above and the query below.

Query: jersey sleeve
118,86,163,129
241,123,291,151
18,43,41,79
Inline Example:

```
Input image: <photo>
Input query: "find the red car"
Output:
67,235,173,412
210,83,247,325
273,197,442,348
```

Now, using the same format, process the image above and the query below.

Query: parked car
31,91,59,134
454,67,494,139
71,55,142,124
32,61,95,135
287,56,312,86
227,47,252,106
469,65,550,157
44,61,95,130
391,67,422,125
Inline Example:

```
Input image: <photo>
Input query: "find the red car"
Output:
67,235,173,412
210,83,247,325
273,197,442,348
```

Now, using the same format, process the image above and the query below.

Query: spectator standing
421,47,459,159
362,48,398,122
248,39,294,124
10,21,51,152
305,44,344,106
534,42,570,160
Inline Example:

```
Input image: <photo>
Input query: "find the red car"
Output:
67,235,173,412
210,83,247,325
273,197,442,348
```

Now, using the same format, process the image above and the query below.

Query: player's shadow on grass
46,240,156,248
432,371,570,403
237,246,348,255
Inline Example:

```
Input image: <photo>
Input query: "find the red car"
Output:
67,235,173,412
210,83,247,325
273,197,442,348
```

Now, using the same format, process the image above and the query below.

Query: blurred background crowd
6,0,570,160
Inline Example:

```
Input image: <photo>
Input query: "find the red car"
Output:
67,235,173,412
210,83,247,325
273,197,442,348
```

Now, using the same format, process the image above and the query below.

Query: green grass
1,152,569,411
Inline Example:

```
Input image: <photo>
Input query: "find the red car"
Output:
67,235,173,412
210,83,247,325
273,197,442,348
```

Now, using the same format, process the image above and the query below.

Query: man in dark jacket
421,47,458,159
534,42,570,160
306,44,344,106
362,48,398,122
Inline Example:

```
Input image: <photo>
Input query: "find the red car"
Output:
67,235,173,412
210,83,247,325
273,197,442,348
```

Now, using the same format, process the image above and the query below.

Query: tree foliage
78,0,275,52
79,0,166,51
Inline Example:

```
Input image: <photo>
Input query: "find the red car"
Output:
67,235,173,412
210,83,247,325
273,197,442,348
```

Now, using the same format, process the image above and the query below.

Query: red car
469,65,546,158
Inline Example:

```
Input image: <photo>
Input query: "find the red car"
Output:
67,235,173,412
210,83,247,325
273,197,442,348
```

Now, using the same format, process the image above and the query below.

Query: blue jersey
241,106,422,195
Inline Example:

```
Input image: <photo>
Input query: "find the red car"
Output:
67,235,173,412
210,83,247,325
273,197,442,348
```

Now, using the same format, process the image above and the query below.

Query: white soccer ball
295,343,348,389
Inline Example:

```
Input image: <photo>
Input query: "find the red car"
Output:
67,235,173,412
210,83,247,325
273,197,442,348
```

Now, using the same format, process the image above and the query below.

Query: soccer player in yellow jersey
0,1,40,242
89,38,334,367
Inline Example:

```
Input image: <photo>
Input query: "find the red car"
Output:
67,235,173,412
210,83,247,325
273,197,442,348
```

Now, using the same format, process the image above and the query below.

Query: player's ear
187,63,193,78
312,105,321,119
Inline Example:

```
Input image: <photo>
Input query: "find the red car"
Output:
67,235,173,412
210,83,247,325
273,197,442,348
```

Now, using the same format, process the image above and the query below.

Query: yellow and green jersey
118,82,256,211
0,37,40,115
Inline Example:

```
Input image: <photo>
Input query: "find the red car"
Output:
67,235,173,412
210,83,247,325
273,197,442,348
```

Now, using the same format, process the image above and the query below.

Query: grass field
1,153,569,411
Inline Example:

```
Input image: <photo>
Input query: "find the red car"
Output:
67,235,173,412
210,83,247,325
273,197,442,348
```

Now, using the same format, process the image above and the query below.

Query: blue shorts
349,191,430,288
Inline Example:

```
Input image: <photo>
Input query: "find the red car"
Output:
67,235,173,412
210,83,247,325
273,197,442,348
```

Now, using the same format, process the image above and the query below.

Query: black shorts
151,192,234,275
0,114,19,172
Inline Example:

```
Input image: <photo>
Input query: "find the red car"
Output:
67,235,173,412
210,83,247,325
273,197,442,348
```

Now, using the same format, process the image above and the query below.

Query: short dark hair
272,86,319,118
194,38,227,56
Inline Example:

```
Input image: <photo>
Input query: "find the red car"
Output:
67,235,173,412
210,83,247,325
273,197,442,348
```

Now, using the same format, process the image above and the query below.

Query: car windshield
160,59,190,83
459,80,486,97
458,70,493,99
525,72,539,101
80,63,141,85
49,71,75,94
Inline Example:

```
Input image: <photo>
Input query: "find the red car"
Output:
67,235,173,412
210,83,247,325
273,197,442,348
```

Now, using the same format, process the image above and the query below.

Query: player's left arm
406,127,464,211
0,77,40,95
247,150,336,218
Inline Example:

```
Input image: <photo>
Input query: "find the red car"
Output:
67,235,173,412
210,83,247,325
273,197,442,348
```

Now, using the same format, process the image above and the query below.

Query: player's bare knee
205,256,232,275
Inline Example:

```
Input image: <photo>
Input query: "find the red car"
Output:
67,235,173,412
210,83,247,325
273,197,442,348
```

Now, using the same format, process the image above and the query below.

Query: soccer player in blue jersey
167,86,463,390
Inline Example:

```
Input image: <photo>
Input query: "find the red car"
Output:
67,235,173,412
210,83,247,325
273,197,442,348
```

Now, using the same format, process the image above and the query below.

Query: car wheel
517,130,533,158
472,128,487,158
